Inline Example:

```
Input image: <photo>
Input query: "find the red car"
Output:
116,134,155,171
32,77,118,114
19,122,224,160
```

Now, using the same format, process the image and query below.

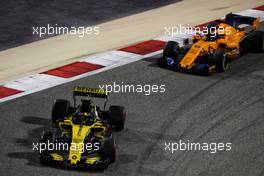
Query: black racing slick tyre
100,135,116,163
51,99,70,123
158,41,179,67
108,106,126,131
241,31,264,53
212,50,229,72
248,31,264,53
163,41,179,57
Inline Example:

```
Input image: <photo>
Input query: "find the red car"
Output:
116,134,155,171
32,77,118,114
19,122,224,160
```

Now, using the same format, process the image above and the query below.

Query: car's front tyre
100,135,116,163
212,50,229,72
51,99,70,123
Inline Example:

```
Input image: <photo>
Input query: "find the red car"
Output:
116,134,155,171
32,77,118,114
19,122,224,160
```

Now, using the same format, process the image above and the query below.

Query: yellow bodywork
51,153,64,161
57,118,106,165
68,125,91,164
85,156,101,164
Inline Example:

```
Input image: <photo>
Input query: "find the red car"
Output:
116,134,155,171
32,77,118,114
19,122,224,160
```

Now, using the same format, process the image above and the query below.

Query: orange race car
157,13,264,75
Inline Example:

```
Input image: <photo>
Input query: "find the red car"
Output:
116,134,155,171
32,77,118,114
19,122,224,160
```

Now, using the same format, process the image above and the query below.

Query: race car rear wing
73,86,108,99
73,86,108,110
224,13,260,30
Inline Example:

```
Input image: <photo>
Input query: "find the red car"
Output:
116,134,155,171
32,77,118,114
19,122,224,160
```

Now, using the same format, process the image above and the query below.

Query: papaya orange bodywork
179,22,251,69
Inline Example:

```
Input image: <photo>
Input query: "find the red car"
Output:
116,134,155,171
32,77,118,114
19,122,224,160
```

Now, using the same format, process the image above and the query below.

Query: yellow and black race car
39,86,126,169
157,13,264,75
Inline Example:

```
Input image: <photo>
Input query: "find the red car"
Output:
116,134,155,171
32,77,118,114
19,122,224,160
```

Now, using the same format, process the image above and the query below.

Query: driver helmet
80,99,94,113
205,23,219,41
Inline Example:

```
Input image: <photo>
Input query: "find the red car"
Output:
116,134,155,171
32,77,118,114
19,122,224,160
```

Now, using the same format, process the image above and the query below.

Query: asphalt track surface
1,24,264,176
0,0,180,51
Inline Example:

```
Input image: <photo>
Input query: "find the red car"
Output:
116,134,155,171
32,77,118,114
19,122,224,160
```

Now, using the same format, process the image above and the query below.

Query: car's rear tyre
51,99,70,123
249,31,264,52
108,106,126,131
100,135,116,163
212,50,229,72
241,31,264,53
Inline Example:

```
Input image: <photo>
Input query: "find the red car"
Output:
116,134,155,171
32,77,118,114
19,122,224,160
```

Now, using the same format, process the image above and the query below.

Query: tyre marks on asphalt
133,78,225,175
113,52,264,175
2,49,264,175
